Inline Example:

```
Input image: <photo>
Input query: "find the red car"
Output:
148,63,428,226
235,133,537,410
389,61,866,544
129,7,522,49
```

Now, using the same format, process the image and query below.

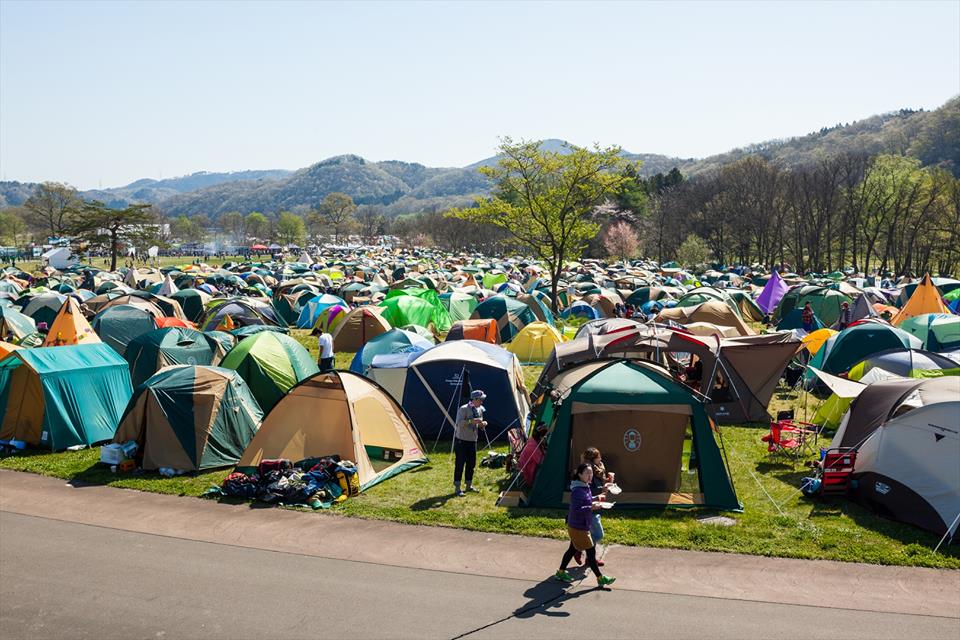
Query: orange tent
0,341,21,359
154,317,195,329
42,298,101,347
445,319,499,344
891,274,950,326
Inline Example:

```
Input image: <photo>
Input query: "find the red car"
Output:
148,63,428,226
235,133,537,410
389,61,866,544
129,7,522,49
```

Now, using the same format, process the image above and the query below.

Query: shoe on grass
597,575,616,587
466,486,480,493
554,570,574,583
455,490,466,497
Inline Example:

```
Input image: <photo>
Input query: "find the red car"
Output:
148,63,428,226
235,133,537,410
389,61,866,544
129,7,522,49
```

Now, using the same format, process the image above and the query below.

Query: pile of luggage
215,456,360,509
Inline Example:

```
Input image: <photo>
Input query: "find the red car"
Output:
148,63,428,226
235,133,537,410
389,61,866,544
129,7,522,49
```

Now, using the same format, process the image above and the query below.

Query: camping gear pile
214,456,361,509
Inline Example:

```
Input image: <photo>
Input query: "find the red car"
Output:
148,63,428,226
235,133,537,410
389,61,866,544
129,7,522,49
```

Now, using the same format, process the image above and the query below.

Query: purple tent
756,271,789,314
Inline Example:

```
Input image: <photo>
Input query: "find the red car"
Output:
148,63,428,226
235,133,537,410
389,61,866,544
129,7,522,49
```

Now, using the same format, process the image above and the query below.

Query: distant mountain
2,97,955,217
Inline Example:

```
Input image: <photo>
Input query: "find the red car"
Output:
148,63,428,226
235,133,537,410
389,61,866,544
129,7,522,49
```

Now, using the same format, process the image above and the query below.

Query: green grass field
2,328,956,569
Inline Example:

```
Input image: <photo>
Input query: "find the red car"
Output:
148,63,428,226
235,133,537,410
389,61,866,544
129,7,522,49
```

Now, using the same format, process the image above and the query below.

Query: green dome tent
526,360,740,510
114,365,262,472
470,295,536,343
439,291,479,323
220,331,319,413
378,293,452,333
125,327,227,387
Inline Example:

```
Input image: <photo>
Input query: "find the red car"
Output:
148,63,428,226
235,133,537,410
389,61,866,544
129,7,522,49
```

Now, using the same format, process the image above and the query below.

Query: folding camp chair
761,421,802,459
818,448,858,495
773,409,821,455
505,427,527,473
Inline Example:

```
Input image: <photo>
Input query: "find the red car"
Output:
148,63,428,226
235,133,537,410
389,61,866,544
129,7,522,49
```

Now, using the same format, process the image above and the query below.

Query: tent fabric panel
0,368,45,445
38,360,132,450
570,409,687,493
570,402,692,415
199,373,262,470
141,390,194,471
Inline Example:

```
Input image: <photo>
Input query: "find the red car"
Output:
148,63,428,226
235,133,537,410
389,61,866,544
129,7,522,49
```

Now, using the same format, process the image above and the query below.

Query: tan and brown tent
331,306,392,351
655,300,755,336
114,365,262,471
237,371,427,490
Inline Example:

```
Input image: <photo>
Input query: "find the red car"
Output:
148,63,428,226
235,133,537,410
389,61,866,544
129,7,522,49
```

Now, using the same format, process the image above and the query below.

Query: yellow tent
891,274,950,326
42,298,101,347
506,321,566,364
801,328,837,355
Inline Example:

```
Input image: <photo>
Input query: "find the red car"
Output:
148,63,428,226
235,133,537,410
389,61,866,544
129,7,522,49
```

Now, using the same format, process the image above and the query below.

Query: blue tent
296,293,348,329
400,340,531,441
0,344,133,450
349,328,433,374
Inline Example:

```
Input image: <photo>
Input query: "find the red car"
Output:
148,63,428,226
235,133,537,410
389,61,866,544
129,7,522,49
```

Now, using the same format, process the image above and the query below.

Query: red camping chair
761,421,802,458
819,449,857,495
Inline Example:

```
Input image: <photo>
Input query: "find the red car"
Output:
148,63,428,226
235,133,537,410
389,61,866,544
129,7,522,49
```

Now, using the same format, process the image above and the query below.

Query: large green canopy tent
527,360,739,510
114,365,262,471
125,327,227,387
0,344,133,450
220,331,318,412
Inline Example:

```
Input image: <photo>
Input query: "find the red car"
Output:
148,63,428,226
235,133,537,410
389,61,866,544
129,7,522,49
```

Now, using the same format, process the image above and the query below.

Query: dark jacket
566,480,593,531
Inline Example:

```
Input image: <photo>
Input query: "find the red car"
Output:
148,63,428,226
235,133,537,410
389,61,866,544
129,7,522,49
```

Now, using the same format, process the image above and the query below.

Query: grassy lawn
2,331,957,569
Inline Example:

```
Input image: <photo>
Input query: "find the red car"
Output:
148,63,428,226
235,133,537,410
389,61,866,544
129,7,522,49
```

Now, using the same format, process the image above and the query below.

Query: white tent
156,274,179,296
41,247,74,270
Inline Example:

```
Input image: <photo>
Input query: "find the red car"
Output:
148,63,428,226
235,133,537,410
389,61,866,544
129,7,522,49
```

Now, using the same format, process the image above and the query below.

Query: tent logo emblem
875,481,891,495
623,429,642,452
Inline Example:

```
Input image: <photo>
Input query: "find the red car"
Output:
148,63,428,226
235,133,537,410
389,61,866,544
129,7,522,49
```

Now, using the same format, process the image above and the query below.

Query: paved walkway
1,470,958,639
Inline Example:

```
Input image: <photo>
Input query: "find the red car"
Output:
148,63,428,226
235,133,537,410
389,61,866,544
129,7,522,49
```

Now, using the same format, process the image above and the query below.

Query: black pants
453,438,477,486
560,543,601,577
319,357,334,372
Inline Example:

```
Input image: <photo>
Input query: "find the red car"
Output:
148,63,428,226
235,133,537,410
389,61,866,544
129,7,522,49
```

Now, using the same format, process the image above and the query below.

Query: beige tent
655,300,755,336
332,306,392,351
237,371,428,489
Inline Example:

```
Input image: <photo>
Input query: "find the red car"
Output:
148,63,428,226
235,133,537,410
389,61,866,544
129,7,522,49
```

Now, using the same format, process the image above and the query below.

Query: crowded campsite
0,248,957,567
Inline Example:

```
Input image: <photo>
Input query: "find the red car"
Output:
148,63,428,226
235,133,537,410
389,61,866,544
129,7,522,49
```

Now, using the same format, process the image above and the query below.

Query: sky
1,1,958,190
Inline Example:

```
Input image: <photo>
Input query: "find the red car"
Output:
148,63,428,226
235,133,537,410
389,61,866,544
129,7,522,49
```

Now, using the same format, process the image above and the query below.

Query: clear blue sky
1,0,958,190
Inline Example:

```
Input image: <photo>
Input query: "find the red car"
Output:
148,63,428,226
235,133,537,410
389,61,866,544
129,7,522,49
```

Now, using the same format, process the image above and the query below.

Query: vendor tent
220,332,319,413
114,365,262,471
237,371,428,490
0,344,132,450
526,360,740,510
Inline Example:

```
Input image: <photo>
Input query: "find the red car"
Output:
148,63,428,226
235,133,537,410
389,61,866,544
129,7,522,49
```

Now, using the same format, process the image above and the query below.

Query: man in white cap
452,389,487,496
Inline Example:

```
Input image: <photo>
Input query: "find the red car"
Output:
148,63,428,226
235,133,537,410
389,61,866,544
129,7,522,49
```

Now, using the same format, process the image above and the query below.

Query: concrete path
1,470,958,639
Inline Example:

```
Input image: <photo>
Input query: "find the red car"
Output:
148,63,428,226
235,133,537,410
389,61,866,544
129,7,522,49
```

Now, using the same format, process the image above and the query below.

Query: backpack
335,464,361,497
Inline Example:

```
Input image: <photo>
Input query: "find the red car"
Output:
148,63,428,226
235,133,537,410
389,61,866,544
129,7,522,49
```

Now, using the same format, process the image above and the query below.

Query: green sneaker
554,569,574,583
597,575,616,587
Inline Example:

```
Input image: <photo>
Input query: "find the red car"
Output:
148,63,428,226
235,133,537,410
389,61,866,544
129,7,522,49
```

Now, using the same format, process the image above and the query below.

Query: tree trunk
110,231,119,272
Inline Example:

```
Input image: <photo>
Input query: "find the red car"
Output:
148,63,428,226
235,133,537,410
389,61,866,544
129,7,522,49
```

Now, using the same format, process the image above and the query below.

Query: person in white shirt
317,332,334,372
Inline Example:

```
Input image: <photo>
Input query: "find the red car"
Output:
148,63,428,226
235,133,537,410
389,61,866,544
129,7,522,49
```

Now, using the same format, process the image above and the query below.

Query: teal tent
91,304,157,356
820,323,923,375
0,344,133,450
527,360,740,511
471,295,536,343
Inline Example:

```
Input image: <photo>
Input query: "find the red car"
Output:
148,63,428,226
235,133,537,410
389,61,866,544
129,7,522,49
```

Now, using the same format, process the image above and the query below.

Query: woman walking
555,463,616,587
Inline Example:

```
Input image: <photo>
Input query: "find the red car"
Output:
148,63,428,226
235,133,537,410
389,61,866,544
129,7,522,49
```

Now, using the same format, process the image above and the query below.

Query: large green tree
245,211,269,241
71,201,158,271
319,192,357,243
275,211,306,246
450,138,631,311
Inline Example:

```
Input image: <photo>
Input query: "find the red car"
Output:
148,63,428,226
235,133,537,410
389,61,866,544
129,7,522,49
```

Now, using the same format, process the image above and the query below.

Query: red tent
250,244,268,251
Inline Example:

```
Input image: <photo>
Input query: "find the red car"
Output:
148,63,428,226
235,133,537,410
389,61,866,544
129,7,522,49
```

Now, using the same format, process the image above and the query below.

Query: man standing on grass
453,389,487,497
317,331,334,372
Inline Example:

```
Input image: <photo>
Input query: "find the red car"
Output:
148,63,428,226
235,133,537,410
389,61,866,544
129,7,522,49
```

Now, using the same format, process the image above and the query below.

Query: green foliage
676,233,712,267
244,211,269,241
319,192,357,242
23,182,82,237
275,211,306,245
450,138,632,310
71,201,158,271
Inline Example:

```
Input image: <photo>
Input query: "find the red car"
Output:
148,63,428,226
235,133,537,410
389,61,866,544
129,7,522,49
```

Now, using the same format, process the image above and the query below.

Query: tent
125,327,228,387
775,286,852,326
526,360,740,510
849,400,959,537
777,308,825,332
42,298,101,347
349,328,433,375
506,321,566,364
0,344,133,450
91,304,157,356
220,332,319,413
114,365,262,471
20,292,67,327
368,351,420,403
445,319,499,344
237,371,428,490
801,328,837,355
655,300,755,336
471,295,536,343
891,274,950,325
847,348,960,381
756,271,789,315
296,293,348,329
819,323,922,375
331,306,392,352
0,305,36,342
377,295,450,333
439,291,479,323
400,340,531,441
201,298,284,332
898,314,960,353
311,303,350,335
170,289,211,323
830,376,959,449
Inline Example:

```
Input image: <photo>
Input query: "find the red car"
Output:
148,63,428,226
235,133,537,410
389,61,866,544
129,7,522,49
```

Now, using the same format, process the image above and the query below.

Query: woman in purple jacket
554,463,616,587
